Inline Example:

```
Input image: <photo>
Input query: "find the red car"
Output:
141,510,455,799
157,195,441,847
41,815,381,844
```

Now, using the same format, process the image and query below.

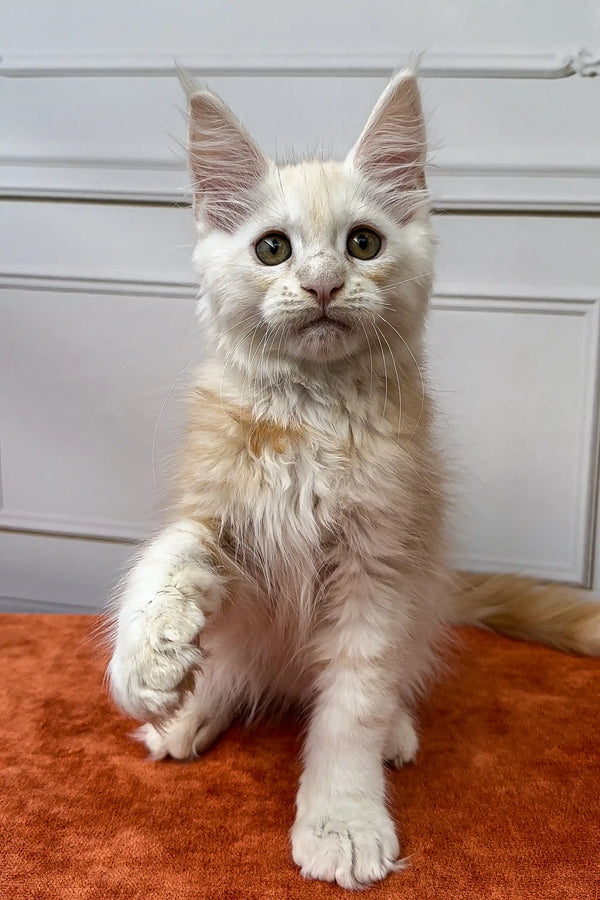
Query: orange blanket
1,614,598,899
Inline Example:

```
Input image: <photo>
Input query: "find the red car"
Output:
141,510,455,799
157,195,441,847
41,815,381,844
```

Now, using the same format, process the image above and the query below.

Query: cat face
188,72,434,369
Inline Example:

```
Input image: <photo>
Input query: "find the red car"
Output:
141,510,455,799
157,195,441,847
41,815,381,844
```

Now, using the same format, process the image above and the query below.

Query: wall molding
428,166,600,214
2,48,599,79
0,272,198,298
431,292,599,312
0,595,99,613
2,162,599,211
451,554,590,587
0,512,146,544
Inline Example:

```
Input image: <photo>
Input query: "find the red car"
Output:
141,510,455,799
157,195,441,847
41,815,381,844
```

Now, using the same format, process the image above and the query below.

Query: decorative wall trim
451,555,589,587
2,48,599,79
428,166,600,214
431,292,599,312
0,272,198,299
2,163,599,212
0,595,99,614
0,512,145,544
570,46,600,78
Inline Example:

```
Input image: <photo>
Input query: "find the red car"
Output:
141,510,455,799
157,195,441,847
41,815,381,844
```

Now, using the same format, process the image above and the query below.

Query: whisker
359,319,375,400
371,318,402,443
377,272,434,294
372,310,426,438
370,316,389,426
219,318,264,410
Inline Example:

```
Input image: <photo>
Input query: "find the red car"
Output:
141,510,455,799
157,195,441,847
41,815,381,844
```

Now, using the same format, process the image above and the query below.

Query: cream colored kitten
108,72,599,889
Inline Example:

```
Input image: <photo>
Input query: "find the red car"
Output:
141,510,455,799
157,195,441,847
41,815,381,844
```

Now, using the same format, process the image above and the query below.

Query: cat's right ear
346,70,427,221
186,85,269,232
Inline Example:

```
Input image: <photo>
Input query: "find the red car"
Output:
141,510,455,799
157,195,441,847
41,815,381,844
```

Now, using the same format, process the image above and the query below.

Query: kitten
108,71,600,889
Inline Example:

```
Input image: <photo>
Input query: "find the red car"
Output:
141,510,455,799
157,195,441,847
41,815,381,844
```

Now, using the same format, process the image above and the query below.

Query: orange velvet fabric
1,614,598,899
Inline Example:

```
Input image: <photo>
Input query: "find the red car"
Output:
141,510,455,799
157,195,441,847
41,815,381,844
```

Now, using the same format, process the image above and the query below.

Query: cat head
187,71,433,371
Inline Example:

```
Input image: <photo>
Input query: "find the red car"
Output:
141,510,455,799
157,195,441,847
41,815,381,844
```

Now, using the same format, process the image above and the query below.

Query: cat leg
383,703,419,768
291,562,405,889
108,519,225,721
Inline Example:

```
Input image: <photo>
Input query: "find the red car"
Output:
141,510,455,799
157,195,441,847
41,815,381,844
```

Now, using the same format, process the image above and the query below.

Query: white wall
1,1,599,610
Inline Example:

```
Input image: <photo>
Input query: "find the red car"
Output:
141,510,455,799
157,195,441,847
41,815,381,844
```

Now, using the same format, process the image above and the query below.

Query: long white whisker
219,317,261,406
371,318,402,443
370,316,389,426
372,310,425,437
359,319,375,400
240,318,279,408
378,272,434,294
219,316,264,410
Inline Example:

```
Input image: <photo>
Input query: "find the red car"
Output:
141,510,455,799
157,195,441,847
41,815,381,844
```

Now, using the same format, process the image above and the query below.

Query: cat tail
452,572,600,656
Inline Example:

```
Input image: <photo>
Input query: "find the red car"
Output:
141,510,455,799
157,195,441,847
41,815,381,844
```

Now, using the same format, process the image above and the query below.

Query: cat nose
302,277,344,311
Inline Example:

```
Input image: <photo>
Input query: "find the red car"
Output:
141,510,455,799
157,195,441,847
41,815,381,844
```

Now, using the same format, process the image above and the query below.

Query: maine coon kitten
108,71,600,889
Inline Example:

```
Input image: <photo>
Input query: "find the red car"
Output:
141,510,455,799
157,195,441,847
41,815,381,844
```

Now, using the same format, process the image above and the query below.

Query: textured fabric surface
1,614,598,900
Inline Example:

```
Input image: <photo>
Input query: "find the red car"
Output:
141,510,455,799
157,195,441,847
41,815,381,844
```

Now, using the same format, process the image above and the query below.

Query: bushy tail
452,572,600,656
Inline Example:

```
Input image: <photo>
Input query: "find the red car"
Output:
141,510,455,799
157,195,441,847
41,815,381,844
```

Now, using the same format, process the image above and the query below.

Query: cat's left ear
346,70,427,217
187,87,269,231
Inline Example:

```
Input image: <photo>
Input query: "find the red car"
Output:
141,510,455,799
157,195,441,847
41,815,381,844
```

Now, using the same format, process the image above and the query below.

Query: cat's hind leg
383,704,419,768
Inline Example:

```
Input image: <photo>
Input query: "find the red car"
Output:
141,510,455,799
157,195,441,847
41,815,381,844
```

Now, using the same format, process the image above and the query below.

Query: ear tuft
347,70,427,221
187,88,269,231
176,64,199,102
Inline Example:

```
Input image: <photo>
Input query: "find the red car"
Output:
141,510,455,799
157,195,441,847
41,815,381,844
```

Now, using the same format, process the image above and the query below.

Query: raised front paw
291,802,403,889
109,566,210,720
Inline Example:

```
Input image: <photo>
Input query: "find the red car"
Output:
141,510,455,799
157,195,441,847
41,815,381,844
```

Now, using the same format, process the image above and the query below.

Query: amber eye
347,227,382,260
255,232,292,266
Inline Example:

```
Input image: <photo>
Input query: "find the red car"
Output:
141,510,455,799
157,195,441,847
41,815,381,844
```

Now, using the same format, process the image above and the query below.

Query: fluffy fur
108,71,599,889
453,572,600,655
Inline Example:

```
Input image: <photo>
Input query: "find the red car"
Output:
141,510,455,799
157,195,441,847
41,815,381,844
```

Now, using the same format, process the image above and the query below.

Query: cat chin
285,328,363,363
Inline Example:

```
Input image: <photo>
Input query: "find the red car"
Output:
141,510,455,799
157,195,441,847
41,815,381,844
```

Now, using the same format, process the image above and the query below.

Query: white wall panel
0,200,196,282
0,285,198,539
433,214,600,297
429,296,599,583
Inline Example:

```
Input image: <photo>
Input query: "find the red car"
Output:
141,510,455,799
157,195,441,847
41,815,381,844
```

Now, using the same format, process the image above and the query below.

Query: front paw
291,802,403,889
109,567,209,720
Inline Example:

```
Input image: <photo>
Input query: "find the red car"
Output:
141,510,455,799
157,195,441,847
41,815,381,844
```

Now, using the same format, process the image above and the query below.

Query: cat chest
246,429,342,530
187,405,399,567
195,414,404,605
235,421,390,541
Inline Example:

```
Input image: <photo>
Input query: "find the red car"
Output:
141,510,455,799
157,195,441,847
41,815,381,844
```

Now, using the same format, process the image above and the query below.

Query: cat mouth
298,315,351,335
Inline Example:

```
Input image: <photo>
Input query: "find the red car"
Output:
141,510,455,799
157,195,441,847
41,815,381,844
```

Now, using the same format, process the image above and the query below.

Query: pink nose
302,277,344,311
